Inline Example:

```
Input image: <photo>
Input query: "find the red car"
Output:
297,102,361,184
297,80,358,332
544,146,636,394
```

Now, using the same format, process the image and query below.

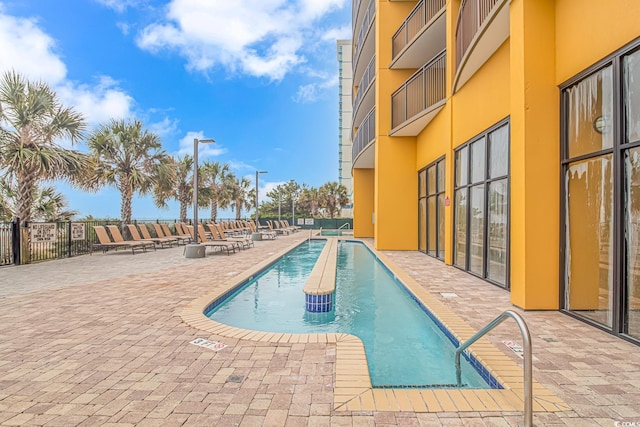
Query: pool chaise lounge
92,225,150,254
154,223,189,245
185,225,237,255
208,223,254,249
136,223,179,247
106,225,156,252
124,224,173,249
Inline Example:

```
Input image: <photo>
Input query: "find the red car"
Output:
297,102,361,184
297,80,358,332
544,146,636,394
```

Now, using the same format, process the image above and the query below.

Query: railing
392,0,446,59
455,0,500,69
353,55,376,114
352,107,376,164
391,50,446,129
455,310,533,427
0,221,14,266
338,223,351,230
353,0,376,66
0,218,198,266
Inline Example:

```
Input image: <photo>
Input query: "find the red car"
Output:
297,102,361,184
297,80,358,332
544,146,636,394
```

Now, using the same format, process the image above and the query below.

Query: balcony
353,0,376,84
391,51,446,136
453,0,509,92
352,55,375,131
391,0,446,69
352,107,376,169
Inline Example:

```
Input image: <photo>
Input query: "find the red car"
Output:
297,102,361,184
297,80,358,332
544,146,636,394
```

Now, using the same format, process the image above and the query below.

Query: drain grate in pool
373,383,467,389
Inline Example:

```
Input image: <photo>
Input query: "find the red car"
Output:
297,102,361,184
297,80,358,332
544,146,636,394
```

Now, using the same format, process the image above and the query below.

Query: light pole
278,192,281,222
184,137,215,258
254,170,268,236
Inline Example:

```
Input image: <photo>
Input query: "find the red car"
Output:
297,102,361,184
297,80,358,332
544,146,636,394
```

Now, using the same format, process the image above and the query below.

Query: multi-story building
337,40,354,218
350,0,640,345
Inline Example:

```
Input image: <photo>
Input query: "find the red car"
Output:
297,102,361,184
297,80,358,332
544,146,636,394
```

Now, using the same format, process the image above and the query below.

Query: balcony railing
353,55,375,114
391,51,446,130
353,107,376,165
353,0,376,66
455,0,500,69
392,0,446,59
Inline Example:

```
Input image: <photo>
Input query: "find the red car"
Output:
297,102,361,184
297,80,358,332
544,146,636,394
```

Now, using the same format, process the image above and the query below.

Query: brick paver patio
1,233,639,426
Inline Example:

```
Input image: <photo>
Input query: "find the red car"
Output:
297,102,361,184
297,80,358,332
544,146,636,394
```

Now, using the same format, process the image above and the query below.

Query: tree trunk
179,196,188,223
235,203,242,220
210,199,218,223
119,177,133,225
17,169,36,264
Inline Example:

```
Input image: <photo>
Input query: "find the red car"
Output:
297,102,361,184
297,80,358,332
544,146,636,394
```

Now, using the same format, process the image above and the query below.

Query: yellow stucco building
351,0,640,344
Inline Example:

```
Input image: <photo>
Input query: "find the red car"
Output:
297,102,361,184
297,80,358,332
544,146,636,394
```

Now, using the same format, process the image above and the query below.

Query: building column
509,0,559,309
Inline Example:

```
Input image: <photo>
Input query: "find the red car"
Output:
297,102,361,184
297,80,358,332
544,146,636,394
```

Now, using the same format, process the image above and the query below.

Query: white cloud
176,131,226,158
56,76,134,126
0,10,66,83
136,0,348,81
148,116,179,137
0,8,135,128
94,0,139,13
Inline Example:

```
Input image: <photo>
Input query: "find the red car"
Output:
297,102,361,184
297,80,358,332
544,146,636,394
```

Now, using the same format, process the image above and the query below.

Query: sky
0,0,351,219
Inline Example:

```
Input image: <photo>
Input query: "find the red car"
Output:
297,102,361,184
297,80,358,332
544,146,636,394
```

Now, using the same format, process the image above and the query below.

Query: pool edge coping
180,237,570,414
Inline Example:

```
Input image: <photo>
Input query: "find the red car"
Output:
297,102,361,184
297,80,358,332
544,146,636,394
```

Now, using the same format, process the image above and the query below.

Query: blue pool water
206,240,493,388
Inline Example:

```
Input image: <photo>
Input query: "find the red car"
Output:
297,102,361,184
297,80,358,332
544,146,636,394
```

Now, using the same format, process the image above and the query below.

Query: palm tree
299,186,321,218
31,185,77,221
88,119,171,225
319,182,349,219
154,155,192,222
201,160,230,222
0,71,90,223
228,174,252,220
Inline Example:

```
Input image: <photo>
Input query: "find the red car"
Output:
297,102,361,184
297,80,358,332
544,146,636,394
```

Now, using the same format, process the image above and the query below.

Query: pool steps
303,238,337,312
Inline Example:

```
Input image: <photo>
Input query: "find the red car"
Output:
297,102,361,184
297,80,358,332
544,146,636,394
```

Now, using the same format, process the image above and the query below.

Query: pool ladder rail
454,310,532,427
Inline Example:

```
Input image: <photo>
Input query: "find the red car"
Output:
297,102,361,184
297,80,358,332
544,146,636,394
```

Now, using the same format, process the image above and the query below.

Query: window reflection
625,148,640,339
567,66,614,158
565,155,614,328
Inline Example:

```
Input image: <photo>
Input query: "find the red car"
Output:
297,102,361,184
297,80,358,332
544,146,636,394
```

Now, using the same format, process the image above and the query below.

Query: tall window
454,120,510,288
418,157,445,259
561,40,640,343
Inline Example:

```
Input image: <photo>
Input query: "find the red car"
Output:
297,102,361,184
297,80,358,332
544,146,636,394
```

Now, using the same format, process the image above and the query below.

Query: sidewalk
0,234,638,426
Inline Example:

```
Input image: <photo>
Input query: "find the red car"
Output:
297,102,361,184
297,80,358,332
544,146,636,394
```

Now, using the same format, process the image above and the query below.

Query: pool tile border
180,237,570,414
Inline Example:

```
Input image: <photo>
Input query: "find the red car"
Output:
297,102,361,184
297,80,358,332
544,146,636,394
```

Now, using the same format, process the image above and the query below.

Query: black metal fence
0,217,353,267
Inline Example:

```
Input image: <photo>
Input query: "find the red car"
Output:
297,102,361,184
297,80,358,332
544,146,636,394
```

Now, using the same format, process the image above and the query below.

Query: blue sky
0,0,351,219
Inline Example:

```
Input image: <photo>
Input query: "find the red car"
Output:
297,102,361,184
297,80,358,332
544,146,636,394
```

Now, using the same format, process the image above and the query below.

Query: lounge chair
92,225,149,254
248,221,276,240
124,224,171,249
137,223,179,247
106,225,156,251
209,223,253,249
185,225,237,255
154,223,188,245
283,220,300,232
268,220,290,235
161,223,191,244
205,223,242,251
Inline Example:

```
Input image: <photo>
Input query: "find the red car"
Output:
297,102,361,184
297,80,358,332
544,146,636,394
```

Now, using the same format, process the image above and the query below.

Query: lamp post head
197,138,216,144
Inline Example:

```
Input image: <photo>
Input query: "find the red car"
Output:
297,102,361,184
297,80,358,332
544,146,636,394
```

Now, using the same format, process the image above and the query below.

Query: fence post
67,221,73,258
11,217,20,265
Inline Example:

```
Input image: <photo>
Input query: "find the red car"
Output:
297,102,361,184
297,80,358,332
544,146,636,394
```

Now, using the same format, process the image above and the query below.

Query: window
418,157,445,260
561,39,640,344
454,120,510,288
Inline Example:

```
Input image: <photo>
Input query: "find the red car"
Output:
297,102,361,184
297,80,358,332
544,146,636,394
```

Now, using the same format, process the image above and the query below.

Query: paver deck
1,233,639,426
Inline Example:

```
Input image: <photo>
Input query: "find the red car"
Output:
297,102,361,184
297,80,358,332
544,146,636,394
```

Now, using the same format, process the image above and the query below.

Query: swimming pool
205,239,495,388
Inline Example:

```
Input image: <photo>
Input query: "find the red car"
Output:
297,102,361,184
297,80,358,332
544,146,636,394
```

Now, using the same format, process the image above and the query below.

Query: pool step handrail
338,223,351,230
455,310,532,427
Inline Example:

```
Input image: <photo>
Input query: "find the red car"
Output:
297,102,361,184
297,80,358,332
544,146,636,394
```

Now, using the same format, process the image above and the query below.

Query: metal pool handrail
338,223,351,230
455,310,532,427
